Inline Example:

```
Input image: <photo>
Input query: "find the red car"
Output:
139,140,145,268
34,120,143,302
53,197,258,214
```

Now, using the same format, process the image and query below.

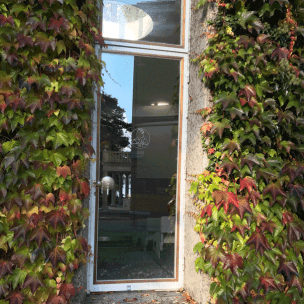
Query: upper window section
102,0,181,45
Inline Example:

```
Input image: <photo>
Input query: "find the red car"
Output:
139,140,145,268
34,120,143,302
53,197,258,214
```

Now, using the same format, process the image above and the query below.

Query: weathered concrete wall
183,2,217,304
71,180,90,303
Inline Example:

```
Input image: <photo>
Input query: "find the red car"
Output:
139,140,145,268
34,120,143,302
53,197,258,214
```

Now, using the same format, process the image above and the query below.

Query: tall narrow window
88,0,188,291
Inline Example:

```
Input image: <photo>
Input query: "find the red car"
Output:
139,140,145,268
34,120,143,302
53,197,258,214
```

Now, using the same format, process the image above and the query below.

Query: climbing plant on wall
0,0,104,303
191,0,304,303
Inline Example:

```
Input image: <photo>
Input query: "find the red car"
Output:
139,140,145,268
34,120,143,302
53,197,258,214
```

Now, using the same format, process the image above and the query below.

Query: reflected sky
102,53,134,124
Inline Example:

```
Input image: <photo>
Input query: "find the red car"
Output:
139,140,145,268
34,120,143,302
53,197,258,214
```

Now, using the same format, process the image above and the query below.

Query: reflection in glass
97,53,180,280
102,0,181,45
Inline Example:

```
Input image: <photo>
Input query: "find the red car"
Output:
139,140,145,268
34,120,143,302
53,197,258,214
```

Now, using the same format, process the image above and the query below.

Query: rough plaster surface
183,2,217,304
71,174,90,304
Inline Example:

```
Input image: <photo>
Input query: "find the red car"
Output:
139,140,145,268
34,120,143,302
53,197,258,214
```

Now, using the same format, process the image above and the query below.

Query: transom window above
102,0,182,45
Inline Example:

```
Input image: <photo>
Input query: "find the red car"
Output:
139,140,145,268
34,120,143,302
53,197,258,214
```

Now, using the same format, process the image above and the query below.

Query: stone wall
183,2,217,304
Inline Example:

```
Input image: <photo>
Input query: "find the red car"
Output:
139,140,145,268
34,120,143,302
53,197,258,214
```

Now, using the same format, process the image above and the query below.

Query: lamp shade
101,176,115,191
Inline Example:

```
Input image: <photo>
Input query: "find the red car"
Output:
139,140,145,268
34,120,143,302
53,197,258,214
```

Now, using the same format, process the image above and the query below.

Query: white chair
152,216,175,258
145,218,161,251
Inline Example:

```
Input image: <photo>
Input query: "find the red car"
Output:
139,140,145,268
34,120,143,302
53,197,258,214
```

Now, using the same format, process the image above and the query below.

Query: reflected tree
100,94,132,151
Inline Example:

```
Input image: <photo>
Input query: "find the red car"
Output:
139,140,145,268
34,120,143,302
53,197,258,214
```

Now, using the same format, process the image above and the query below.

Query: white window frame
87,1,190,292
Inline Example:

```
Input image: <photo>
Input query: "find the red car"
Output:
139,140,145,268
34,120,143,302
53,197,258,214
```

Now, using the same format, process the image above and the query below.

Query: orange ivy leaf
56,166,71,179
200,122,213,135
59,284,75,300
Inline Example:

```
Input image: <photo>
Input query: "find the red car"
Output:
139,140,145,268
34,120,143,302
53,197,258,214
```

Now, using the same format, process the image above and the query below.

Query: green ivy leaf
8,268,27,290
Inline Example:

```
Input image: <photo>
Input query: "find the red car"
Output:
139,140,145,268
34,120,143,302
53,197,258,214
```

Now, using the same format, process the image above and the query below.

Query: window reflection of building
131,56,179,213
103,0,181,44
100,56,179,214
97,54,179,281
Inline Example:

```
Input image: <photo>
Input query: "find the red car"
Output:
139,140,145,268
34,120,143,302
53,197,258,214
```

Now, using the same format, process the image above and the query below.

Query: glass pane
97,53,179,280
102,0,181,45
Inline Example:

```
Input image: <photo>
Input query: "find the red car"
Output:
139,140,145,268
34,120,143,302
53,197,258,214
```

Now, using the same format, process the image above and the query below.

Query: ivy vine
0,0,104,303
191,0,304,303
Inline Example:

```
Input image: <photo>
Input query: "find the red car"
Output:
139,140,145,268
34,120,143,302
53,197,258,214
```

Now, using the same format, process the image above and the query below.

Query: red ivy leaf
47,295,67,304
80,182,90,198
219,160,240,176
205,246,224,269
241,154,260,172
288,275,302,293
59,283,75,300
263,183,286,202
231,223,250,237
258,275,277,294
11,254,27,268
282,211,293,225
59,191,70,203
16,34,33,48
213,190,239,213
46,210,66,229
71,160,84,177
287,221,304,243
246,229,271,255
49,17,69,33
48,246,66,267
60,85,77,98
239,84,256,102
78,236,89,253
26,183,44,201
0,260,13,277
79,40,94,56
289,184,304,202
211,120,231,138
281,163,298,182
222,140,240,155
222,253,243,275
260,220,277,234
7,95,26,111
26,17,46,31
29,226,51,247
29,213,40,228
0,15,14,26
35,35,56,53
5,53,19,66
257,34,270,44
240,177,257,193
26,99,43,114
10,224,29,242
277,261,298,280
235,197,252,219
45,193,55,206
6,292,24,304
93,31,106,47
56,166,71,179
271,47,289,61
23,274,45,294
237,36,255,48
67,99,83,110
0,97,6,113
75,68,87,86
201,204,213,217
